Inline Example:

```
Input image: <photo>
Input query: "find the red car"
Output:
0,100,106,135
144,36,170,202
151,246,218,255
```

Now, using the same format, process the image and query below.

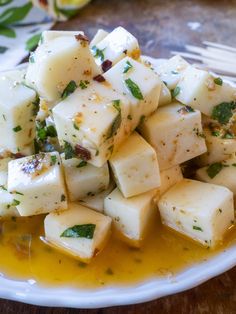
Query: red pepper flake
101,60,112,72
39,0,48,6
75,144,91,161
93,74,106,83
75,34,89,43
12,153,25,159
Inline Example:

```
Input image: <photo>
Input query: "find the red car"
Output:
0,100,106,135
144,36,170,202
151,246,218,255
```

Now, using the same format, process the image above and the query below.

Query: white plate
0,60,236,309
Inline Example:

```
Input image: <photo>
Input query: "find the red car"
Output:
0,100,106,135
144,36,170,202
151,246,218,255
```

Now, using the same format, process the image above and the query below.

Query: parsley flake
61,81,77,100
61,224,96,239
206,162,223,178
211,101,236,125
123,60,133,73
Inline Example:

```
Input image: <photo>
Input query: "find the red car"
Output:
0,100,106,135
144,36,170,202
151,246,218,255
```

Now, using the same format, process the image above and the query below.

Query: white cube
0,158,19,218
8,152,67,216
157,165,183,196
196,156,236,195
104,56,161,129
139,102,207,170
79,180,116,213
90,29,109,47
109,132,161,197
104,187,157,246
196,127,236,166
91,26,140,67
176,66,236,117
26,30,100,102
158,179,234,248
61,154,110,201
53,81,130,167
154,55,189,89
44,203,112,262
0,70,37,154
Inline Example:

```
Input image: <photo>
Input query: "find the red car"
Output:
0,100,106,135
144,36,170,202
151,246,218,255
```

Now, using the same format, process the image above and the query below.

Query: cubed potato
53,81,130,167
104,56,161,131
196,156,236,195
0,70,37,154
196,127,236,166
44,203,112,262
158,179,234,248
104,187,157,246
8,152,67,216
158,82,172,107
176,66,236,117
61,154,109,201
157,165,183,196
0,158,19,218
139,102,207,170
91,26,140,67
90,29,109,47
79,180,116,213
26,30,100,102
154,55,189,90
109,132,161,197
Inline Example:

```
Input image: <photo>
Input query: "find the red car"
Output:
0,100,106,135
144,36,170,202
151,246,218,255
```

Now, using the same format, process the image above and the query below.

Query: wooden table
1,0,236,313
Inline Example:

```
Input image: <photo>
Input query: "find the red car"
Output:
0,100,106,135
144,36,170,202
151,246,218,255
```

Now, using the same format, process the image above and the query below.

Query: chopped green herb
79,80,90,89
95,150,99,156
78,262,87,268
2,114,6,121
211,130,220,137
46,125,57,137
61,224,96,239
171,86,180,98
61,80,77,100
91,46,105,62
125,78,144,100
14,191,24,196
37,127,47,140
171,70,179,74
105,267,114,275
223,132,234,139
139,115,146,125
73,122,80,130
193,225,203,231
61,194,66,202
0,185,7,191
106,100,122,139
13,125,22,132
77,160,87,168
32,96,40,116
26,33,41,51
219,208,222,213
12,199,20,206
232,163,236,167
63,141,75,160
127,114,132,120
214,77,223,86
123,60,133,73
163,81,168,86
211,101,236,125
206,162,223,178
50,155,57,165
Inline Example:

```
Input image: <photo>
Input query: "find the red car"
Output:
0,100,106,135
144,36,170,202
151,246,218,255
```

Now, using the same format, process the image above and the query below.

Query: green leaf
171,86,180,98
193,225,203,232
0,45,8,53
61,80,77,99
13,125,22,132
106,100,122,139
123,60,133,73
91,45,105,62
61,224,96,239
26,33,41,51
206,162,223,179
125,78,143,100
46,125,57,138
0,24,16,37
50,155,57,166
211,102,236,125
64,141,75,160
76,160,87,168
214,77,223,86
0,0,12,6
0,2,32,25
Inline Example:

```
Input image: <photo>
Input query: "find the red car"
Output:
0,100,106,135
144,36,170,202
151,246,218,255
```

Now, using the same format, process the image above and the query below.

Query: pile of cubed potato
0,27,235,263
